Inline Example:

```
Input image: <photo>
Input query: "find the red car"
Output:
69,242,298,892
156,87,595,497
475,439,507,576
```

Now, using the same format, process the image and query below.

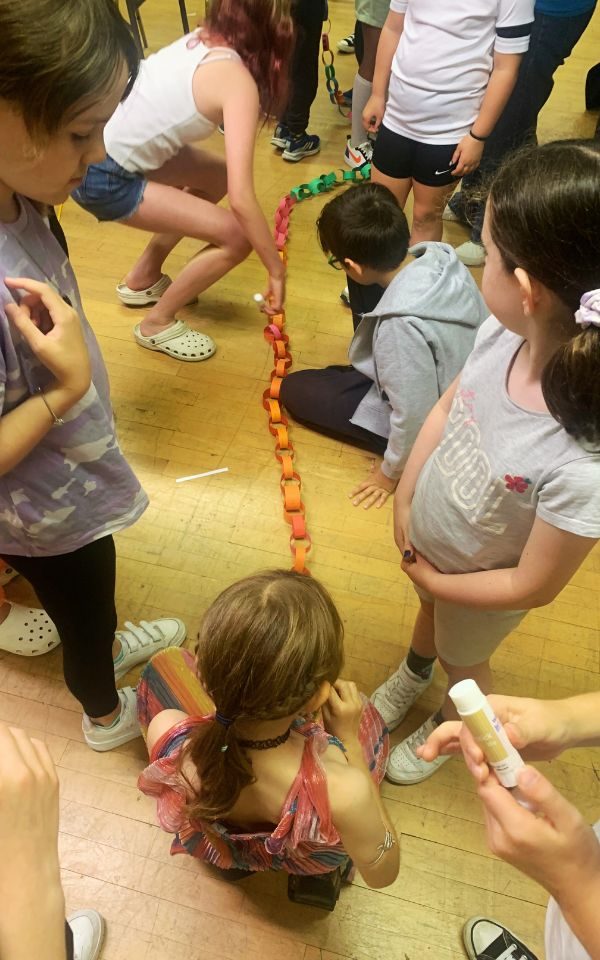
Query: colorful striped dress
137,648,389,875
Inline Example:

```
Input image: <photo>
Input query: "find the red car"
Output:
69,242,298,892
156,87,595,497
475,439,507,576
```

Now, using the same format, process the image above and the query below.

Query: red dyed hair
202,0,293,118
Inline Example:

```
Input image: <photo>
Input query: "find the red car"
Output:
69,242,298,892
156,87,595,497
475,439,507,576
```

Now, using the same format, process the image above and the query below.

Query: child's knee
411,203,442,229
226,221,252,262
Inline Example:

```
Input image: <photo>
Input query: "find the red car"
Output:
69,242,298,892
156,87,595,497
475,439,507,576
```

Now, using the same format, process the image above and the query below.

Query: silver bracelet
36,387,64,426
369,829,396,866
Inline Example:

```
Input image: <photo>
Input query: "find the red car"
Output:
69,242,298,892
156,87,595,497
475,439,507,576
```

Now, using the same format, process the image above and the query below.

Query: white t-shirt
104,33,240,173
409,317,600,575
384,0,535,143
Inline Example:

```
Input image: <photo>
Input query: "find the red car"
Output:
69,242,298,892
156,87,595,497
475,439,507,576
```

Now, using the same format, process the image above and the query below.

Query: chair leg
178,0,190,33
125,0,144,56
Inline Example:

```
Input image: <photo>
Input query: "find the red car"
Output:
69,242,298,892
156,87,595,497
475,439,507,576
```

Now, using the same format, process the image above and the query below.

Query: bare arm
452,51,523,176
146,708,189,756
322,682,399,888
363,11,405,134
195,61,285,312
0,280,91,476
403,516,598,610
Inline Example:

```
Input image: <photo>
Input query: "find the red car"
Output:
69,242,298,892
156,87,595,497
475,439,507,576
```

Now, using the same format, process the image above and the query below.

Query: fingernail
518,767,537,788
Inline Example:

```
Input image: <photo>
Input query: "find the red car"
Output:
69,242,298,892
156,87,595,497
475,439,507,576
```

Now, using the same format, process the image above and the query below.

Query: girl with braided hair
137,570,398,905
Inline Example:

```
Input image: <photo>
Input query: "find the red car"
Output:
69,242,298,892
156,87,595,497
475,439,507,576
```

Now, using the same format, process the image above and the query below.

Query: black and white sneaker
463,917,539,960
337,32,355,54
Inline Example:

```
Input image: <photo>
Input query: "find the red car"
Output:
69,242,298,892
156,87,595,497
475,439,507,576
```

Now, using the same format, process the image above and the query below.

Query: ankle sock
406,647,436,679
432,708,445,727
351,73,372,147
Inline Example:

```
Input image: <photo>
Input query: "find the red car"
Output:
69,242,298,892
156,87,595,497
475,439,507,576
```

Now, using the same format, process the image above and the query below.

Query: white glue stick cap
449,679,486,716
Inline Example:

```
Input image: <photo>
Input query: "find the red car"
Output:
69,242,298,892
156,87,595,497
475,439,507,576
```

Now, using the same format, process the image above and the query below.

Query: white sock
351,73,372,147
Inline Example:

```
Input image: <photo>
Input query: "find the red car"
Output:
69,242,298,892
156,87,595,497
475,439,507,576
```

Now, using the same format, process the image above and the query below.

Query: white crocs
0,564,18,586
116,273,172,306
114,616,186,680
0,601,60,657
133,319,216,361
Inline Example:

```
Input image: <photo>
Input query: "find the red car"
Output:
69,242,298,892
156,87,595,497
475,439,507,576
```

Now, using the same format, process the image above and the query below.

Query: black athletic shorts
372,124,460,187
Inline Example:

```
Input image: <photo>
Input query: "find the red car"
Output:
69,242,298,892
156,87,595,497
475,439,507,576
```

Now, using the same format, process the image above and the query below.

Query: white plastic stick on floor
175,467,229,484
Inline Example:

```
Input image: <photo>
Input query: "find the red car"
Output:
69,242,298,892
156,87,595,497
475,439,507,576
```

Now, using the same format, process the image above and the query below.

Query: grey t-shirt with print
0,198,148,556
410,316,600,575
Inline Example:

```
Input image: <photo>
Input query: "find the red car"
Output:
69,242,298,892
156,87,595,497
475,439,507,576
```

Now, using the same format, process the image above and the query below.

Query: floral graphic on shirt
504,475,531,494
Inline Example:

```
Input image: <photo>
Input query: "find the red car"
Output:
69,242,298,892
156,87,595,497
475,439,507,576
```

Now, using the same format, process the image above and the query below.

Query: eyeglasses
327,254,344,271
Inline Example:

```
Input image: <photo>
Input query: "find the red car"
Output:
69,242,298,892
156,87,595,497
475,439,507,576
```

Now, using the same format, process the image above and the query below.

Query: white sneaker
385,715,450,785
114,617,186,680
455,240,485,266
82,687,141,752
340,286,350,307
344,139,373,170
442,204,462,223
68,909,105,960
371,658,433,732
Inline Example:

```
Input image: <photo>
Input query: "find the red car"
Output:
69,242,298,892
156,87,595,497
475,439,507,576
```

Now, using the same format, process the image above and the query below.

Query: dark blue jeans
451,5,596,242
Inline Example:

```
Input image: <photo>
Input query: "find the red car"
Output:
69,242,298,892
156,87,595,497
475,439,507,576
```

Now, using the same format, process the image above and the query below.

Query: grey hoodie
349,241,487,479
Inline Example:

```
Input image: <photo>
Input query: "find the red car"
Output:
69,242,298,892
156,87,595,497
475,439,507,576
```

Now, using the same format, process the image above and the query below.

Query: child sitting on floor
137,570,398,907
279,183,487,510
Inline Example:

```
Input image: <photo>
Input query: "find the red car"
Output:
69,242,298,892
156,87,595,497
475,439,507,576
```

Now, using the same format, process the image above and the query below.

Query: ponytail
543,325,600,449
488,140,600,448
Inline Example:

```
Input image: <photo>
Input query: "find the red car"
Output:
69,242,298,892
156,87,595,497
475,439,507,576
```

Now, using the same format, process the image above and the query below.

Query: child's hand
262,270,286,316
5,278,91,400
322,680,363,744
362,95,385,135
451,134,485,178
350,463,397,510
401,549,439,589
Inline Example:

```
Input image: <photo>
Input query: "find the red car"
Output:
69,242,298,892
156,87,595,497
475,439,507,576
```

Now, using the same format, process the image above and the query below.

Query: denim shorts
71,155,147,222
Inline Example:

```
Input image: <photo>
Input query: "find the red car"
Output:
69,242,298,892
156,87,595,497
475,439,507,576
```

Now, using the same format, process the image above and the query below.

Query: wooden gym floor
1,2,599,957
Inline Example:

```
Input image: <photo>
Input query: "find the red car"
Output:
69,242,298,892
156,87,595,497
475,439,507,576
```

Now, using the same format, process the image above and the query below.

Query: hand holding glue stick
448,679,527,792
446,679,535,811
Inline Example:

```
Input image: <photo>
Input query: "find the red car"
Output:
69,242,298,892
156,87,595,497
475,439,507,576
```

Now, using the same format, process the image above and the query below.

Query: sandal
0,601,61,656
133,319,216,362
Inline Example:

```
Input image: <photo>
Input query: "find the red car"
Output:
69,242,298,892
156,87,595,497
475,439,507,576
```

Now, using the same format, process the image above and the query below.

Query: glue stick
253,293,265,305
449,679,525,790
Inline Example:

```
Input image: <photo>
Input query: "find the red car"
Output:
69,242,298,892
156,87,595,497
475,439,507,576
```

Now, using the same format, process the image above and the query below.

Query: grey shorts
355,0,391,29
413,585,527,667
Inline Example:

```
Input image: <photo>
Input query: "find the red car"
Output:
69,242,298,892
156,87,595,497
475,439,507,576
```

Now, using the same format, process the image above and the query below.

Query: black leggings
1,537,119,717
280,0,326,135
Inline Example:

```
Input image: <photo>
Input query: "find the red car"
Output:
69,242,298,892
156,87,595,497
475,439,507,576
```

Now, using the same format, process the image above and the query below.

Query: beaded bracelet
37,387,64,426
369,829,396,866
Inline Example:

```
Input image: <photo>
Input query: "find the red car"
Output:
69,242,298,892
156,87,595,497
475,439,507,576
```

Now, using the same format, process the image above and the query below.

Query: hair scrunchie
575,289,600,329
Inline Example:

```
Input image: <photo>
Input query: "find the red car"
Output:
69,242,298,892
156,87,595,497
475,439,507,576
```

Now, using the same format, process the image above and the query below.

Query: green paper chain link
289,165,371,202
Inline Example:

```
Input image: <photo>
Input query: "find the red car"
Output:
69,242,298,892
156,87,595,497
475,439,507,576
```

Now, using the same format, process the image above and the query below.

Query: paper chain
321,21,351,118
262,164,372,574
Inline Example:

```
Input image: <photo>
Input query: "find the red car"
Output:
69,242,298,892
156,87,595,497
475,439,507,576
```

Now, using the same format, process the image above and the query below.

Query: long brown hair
202,0,293,118
0,0,138,141
182,570,344,822
488,139,600,448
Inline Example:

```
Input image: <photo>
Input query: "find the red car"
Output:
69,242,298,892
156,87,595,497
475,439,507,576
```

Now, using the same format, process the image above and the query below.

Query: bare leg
358,23,381,82
438,656,493,720
410,180,457,244
410,598,437,659
119,146,250,335
371,166,413,208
